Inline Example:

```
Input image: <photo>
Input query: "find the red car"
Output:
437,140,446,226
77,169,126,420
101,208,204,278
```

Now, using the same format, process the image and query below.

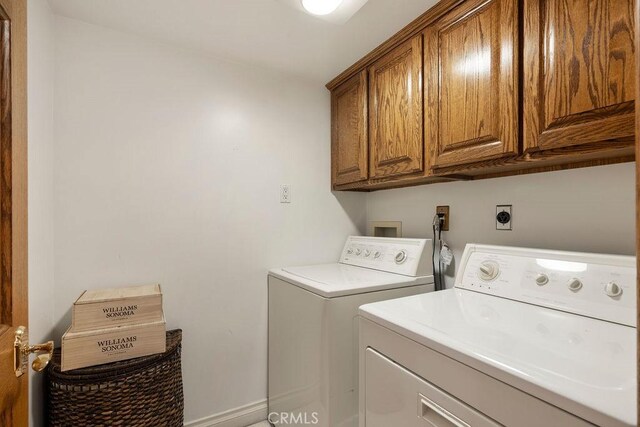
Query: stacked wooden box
62,284,166,371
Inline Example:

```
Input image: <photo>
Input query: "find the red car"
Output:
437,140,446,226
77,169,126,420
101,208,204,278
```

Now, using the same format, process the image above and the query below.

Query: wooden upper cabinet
369,35,423,179
425,0,519,170
327,0,636,190
523,0,636,152
331,70,368,186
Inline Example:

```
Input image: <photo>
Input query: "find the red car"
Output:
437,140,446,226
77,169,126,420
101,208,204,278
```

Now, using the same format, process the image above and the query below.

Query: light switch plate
280,185,291,203
496,205,512,230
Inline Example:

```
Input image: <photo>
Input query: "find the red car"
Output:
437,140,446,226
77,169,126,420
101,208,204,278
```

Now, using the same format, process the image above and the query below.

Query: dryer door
364,348,501,427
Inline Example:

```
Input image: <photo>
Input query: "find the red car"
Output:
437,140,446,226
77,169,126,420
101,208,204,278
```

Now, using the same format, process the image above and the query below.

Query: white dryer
358,244,636,427
268,236,434,427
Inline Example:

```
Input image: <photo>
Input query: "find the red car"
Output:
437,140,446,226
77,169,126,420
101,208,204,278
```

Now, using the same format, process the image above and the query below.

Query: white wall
52,16,366,423
367,163,636,287
27,0,56,425
41,7,635,426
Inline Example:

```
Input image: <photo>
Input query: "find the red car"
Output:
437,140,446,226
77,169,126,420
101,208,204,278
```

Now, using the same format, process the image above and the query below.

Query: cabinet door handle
419,394,470,427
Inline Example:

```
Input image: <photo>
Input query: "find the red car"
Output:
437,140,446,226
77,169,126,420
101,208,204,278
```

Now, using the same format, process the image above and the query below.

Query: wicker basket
46,329,184,426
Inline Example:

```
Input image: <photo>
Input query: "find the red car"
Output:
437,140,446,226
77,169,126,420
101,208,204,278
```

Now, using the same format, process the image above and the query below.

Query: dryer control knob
604,282,623,298
394,250,407,264
535,274,549,286
478,261,500,281
373,251,381,259
364,250,371,257
567,278,583,292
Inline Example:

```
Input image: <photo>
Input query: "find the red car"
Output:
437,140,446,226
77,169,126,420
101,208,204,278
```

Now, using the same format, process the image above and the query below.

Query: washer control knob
478,261,500,281
394,250,408,264
604,282,623,298
373,251,381,259
364,250,371,257
355,249,362,256
535,274,549,286
567,278,583,292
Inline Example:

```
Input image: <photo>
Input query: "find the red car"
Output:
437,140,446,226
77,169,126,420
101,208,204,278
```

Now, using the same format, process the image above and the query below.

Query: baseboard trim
185,399,268,427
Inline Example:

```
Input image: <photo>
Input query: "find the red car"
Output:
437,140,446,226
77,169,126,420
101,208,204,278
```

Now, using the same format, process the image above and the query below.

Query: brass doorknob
14,326,54,377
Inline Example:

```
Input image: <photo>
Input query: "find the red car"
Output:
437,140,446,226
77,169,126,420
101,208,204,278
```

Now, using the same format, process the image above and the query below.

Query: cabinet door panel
331,71,368,186
524,0,636,151
425,0,518,170
369,35,423,179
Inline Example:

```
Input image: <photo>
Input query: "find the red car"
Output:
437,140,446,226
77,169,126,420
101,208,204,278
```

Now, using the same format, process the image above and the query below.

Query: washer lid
359,289,636,427
269,263,433,298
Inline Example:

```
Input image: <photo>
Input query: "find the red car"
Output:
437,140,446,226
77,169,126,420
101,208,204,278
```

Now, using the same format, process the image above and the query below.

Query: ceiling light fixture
301,0,344,15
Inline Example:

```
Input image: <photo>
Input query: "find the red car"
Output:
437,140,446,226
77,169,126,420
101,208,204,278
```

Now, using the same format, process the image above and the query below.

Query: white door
364,348,501,427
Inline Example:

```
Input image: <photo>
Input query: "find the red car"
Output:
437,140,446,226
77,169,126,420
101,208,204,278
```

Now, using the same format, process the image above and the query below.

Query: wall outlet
436,206,450,231
280,185,291,203
496,205,512,230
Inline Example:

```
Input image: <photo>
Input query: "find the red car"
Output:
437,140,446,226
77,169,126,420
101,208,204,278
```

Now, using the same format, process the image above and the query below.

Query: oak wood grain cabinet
368,35,423,179
523,0,636,153
327,0,636,191
331,70,368,186
425,0,518,171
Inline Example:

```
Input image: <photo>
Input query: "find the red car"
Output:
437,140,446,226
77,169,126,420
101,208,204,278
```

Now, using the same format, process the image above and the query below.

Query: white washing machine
358,244,636,427
268,236,434,427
